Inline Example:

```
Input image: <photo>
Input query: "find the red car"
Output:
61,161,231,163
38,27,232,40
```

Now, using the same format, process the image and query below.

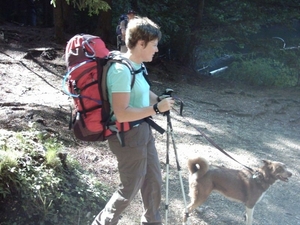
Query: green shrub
0,130,107,225
224,57,298,87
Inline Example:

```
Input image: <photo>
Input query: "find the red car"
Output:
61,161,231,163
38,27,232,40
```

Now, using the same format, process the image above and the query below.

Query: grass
0,128,108,225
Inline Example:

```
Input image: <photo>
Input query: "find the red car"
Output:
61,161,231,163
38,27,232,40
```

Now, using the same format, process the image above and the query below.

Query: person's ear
138,40,145,48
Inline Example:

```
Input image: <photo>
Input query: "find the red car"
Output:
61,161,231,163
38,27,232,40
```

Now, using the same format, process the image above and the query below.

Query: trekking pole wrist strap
153,103,160,114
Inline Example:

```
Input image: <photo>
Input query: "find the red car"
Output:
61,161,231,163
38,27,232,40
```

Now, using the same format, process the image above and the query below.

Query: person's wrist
153,103,160,114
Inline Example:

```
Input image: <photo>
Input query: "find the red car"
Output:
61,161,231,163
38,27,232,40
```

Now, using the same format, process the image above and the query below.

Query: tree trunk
185,0,205,67
53,0,64,44
42,0,54,27
94,0,112,44
195,0,205,28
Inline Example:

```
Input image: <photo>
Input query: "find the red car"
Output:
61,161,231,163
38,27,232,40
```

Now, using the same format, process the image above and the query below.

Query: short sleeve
107,62,131,93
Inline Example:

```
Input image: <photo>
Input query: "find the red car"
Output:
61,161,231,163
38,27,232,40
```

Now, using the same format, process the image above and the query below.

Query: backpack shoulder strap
105,51,146,87
101,51,152,101
100,51,134,102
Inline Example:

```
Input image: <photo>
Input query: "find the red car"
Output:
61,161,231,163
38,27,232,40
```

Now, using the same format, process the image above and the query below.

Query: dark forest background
1,0,300,87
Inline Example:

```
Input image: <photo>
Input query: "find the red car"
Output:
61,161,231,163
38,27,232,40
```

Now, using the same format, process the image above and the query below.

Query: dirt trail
0,23,299,225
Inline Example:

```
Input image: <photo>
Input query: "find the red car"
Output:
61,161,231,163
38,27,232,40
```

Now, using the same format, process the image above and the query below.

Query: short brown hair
125,17,161,50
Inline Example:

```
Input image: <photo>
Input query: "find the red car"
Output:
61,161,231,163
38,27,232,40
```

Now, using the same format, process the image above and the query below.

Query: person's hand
157,97,174,113
157,88,174,102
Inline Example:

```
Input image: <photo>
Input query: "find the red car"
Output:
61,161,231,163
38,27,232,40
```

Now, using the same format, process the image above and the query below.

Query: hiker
92,16,174,225
118,9,136,53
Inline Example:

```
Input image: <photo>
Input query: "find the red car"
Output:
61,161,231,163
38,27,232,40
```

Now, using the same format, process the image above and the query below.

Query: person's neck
124,52,142,64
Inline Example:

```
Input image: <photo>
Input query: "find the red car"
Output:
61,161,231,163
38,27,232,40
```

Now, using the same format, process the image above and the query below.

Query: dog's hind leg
245,207,254,225
183,185,211,224
182,199,206,225
182,204,193,225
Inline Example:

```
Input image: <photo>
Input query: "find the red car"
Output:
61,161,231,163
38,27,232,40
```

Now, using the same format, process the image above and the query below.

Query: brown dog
183,157,292,225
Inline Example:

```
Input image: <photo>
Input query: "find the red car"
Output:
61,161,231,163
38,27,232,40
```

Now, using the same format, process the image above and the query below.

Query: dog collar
252,171,263,182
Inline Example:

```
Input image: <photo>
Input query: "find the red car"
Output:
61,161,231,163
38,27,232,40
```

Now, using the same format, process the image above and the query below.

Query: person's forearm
114,105,156,123
150,90,158,105
114,98,174,123
112,91,173,123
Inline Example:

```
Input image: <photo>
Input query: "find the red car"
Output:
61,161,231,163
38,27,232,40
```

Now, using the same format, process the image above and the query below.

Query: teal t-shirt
107,60,150,119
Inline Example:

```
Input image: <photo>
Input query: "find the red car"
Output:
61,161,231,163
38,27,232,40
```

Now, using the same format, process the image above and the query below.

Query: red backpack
63,34,146,143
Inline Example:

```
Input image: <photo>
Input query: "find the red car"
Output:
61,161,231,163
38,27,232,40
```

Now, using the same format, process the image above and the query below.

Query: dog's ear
262,159,270,165
261,160,272,181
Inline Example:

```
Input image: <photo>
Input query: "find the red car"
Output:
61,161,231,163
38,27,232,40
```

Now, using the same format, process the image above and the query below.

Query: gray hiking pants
92,122,163,225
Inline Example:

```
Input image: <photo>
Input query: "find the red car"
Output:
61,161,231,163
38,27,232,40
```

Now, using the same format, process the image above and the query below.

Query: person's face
127,13,135,20
141,39,159,62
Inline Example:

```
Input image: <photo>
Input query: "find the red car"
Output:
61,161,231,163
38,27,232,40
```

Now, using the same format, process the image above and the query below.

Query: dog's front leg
245,207,254,225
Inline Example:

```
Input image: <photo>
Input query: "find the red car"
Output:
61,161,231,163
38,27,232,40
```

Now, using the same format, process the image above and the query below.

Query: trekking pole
167,111,189,223
164,114,170,224
164,106,189,224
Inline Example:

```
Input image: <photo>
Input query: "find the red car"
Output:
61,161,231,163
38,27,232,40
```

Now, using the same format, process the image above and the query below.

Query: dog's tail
187,157,209,179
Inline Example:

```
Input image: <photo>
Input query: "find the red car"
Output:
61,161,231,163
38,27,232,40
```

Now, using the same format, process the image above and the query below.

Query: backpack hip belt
109,117,165,146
